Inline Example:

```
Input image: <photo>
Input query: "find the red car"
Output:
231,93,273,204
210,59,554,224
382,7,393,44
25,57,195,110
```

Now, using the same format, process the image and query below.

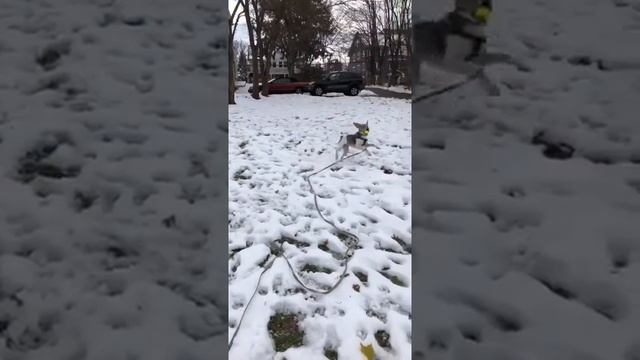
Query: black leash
412,69,484,103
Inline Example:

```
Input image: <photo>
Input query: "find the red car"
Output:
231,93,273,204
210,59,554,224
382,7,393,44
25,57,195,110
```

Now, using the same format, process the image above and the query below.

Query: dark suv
308,71,365,96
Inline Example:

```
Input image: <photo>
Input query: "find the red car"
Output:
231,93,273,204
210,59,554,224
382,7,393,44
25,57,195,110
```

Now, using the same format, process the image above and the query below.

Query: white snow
229,92,411,359
0,1,227,359
413,0,640,359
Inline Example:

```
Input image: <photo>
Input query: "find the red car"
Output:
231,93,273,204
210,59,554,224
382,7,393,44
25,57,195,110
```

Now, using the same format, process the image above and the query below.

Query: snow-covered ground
413,0,640,359
0,1,228,359
229,91,411,359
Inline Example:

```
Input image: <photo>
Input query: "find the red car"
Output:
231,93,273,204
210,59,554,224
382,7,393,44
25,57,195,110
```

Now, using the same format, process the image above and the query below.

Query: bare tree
233,40,247,63
229,0,244,104
242,0,261,99
339,0,410,86
235,41,249,81
259,33,276,96
341,0,384,84
397,0,411,86
381,0,411,85
403,0,412,86
365,0,382,84
254,0,282,96
321,5,353,66
269,0,334,78
242,0,289,98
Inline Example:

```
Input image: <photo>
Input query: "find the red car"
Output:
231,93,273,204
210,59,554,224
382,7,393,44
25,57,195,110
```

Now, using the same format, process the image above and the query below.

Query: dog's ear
353,122,361,128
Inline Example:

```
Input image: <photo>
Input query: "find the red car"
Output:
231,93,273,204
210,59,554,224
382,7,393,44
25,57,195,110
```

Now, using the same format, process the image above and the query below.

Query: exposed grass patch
257,254,271,268
375,330,391,349
380,271,407,287
232,166,251,180
318,242,330,252
323,347,338,360
391,234,411,254
354,271,368,284
301,263,333,274
268,312,304,353
318,241,346,260
280,236,311,248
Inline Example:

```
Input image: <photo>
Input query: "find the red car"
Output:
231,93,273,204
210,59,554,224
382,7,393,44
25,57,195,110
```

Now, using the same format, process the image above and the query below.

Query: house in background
347,32,368,79
247,50,302,82
347,30,410,85
270,51,301,78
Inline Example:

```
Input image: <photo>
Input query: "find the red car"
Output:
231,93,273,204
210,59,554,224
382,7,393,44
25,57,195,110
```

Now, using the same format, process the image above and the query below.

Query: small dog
412,0,529,92
335,122,374,160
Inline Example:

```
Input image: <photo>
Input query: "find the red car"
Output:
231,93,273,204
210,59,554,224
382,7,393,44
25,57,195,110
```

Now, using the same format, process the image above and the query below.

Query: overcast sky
229,0,249,43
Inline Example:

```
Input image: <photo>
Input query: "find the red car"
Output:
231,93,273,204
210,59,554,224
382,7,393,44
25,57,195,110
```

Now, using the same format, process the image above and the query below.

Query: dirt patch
301,264,334,274
268,312,304,353
380,271,407,287
375,329,391,349
324,347,338,359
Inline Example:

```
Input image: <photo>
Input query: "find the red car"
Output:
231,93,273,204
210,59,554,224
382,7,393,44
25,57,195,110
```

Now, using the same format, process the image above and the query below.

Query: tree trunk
390,59,399,85
228,28,236,105
366,0,379,86
260,47,272,96
389,38,400,86
243,1,260,100
378,38,388,85
405,27,412,87
287,53,296,77
261,54,272,96
282,45,296,78
229,4,240,105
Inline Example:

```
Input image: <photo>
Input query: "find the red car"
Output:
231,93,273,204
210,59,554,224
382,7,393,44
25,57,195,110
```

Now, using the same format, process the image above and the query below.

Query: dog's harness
446,11,487,61
356,133,368,146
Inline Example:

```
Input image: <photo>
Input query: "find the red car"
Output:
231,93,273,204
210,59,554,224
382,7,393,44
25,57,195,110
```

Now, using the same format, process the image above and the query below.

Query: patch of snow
0,0,228,359
413,0,640,359
229,92,411,359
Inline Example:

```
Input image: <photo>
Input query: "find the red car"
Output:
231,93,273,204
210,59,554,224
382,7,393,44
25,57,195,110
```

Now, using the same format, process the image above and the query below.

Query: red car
248,77,309,94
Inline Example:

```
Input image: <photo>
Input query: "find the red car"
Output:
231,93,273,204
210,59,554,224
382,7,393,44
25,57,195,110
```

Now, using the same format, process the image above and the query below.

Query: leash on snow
412,69,484,104
228,149,368,351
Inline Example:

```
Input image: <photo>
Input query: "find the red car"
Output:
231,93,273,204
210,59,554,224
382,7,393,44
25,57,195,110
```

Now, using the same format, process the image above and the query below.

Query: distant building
347,33,368,78
247,50,302,82
347,30,410,85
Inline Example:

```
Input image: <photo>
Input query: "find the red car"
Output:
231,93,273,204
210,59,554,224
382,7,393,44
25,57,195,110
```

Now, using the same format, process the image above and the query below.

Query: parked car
307,71,365,96
248,77,309,94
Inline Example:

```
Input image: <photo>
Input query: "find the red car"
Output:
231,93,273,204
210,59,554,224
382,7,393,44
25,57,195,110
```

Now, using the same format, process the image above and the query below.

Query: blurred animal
412,0,529,91
336,122,374,160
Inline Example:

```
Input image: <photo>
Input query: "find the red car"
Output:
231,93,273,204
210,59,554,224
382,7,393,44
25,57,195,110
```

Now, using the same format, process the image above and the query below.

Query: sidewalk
365,86,412,99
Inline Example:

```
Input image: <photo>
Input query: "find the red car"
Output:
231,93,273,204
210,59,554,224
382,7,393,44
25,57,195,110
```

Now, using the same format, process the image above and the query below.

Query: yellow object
360,343,375,360
473,6,491,23
363,129,369,136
